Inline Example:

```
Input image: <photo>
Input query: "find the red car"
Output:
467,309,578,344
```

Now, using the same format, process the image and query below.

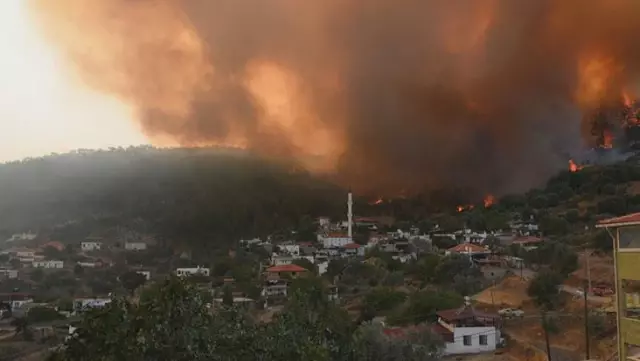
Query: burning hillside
27,0,640,197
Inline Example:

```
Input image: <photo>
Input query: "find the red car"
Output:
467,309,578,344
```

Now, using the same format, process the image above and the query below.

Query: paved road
560,285,612,304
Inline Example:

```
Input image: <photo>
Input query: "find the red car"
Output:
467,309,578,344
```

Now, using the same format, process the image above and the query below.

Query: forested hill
0,147,345,247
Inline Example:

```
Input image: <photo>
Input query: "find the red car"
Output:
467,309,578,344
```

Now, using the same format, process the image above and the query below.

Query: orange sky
0,0,146,162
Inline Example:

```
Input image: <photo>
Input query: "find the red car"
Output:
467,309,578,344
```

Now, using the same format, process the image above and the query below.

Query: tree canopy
49,277,444,361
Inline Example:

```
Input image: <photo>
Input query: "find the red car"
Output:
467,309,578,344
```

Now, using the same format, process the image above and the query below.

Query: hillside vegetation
2,147,639,252
0,147,345,248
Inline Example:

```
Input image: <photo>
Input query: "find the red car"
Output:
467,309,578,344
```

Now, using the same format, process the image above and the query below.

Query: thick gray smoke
30,0,640,196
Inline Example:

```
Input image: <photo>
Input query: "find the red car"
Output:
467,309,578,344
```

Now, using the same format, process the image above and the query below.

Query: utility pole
584,280,591,360
542,311,552,361
586,251,592,296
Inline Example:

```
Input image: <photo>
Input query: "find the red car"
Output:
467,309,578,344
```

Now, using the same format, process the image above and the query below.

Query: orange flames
569,159,583,172
483,194,495,208
456,204,474,213
370,197,384,205
601,129,613,149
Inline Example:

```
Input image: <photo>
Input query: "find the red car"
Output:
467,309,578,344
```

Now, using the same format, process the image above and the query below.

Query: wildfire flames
456,204,474,213
483,194,495,208
370,198,384,205
18,0,640,196
569,159,583,172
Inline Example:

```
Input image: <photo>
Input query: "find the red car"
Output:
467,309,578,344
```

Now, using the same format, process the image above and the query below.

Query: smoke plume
28,0,640,196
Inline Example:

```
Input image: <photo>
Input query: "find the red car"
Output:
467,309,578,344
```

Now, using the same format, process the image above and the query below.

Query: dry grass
474,276,532,309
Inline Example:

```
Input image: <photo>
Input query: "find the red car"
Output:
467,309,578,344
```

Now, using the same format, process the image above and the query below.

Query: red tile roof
343,243,361,249
437,305,499,324
596,213,640,228
40,241,65,251
447,243,487,253
431,323,454,343
265,264,307,273
511,236,543,245
327,233,350,238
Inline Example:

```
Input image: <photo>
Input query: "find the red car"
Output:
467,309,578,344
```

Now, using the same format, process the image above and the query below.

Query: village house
32,260,64,269
317,217,331,228
511,236,544,251
73,298,111,313
0,293,34,309
318,232,352,248
265,264,308,279
445,243,489,257
175,266,210,277
0,268,18,279
39,241,65,252
6,232,37,243
77,261,101,268
261,279,289,299
81,241,102,252
136,270,151,280
342,243,365,257
271,254,294,266
279,243,300,256
435,300,502,355
124,241,147,251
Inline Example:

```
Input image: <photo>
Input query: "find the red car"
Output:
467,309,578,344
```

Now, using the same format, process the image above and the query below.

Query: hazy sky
0,0,146,163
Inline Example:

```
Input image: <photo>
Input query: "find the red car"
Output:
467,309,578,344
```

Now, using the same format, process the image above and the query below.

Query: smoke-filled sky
9,0,640,195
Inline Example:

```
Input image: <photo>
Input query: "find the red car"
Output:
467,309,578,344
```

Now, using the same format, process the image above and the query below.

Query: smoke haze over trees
29,0,640,196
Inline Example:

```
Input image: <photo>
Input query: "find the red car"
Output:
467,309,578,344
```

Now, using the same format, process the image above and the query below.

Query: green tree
10,317,32,341
119,271,147,296
352,322,443,361
73,264,84,277
27,306,64,323
527,270,564,311
31,268,44,282
292,258,316,273
222,284,234,306
390,290,463,325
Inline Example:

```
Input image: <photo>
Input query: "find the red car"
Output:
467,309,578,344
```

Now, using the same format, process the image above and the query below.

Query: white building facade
124,242,147,251
81,242,102,251
318,233,352,248
175,267,210,277
32,260,64,269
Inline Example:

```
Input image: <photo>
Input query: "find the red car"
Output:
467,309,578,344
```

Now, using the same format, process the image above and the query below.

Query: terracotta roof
437,305,499,323
447,243,487,253
327,233,350,238
596,213,640,228
431,323,454,343
343,243,361,249
40,241,65,251
511,236,543,245
265,264,307,273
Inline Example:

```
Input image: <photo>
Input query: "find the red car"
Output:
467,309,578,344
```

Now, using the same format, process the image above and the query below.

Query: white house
175,267,210,277
6,233,37,242
2,295,34,309
73,298,111,312
434,301,502,355
318,233,352,248
124,242,147,251
137,270,151,280
342,243,365,257
0,268,18,279
32,260,64,269
81,241,102,251
280,244,300,256
317,217,331,228
271,254,294,266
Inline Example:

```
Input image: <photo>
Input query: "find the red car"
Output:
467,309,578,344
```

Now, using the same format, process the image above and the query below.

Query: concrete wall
444,326,499,355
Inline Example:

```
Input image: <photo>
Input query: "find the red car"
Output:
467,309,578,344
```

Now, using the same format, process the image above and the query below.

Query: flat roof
596,213,640,228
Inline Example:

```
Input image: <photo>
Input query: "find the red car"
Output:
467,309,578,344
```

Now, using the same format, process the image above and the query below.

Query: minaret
347,189,353,239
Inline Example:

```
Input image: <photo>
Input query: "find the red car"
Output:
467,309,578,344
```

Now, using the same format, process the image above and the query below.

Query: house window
463,335,472,346
479,335,488,345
